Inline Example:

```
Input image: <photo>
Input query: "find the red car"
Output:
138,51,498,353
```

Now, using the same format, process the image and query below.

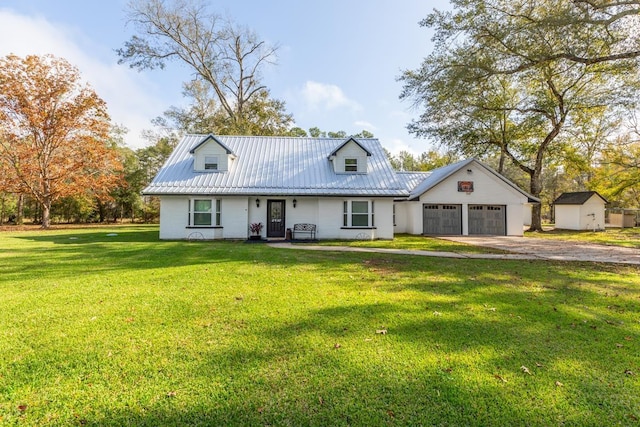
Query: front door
267,200,286,238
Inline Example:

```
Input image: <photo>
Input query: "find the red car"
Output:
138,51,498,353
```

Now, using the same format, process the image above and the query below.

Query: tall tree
0,54,122,228
118,0,288,134
400,0,639,231
596,132,640,208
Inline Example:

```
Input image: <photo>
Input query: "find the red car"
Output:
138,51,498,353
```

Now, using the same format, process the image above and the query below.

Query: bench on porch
292,223,317,240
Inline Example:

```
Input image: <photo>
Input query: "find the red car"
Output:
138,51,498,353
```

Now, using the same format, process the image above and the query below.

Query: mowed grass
0,226,639,426
316,233,507,253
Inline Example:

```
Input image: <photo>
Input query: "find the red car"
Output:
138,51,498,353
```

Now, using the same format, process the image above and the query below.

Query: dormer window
190,135,236,172
204,156,219,171
329,138,372,174
345,158,358,172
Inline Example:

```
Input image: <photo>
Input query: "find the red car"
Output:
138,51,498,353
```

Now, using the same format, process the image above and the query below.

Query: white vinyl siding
332,140,368,173
192,139,230,171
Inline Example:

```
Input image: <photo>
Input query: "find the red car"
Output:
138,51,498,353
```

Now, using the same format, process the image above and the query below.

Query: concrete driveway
441,236,640,265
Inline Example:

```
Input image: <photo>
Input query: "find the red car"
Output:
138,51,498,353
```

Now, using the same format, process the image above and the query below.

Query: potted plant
249,222,263,240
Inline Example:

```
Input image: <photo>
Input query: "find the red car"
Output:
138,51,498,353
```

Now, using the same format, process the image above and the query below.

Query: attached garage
423,204,462,235
468,205,506,235
395,159,539,237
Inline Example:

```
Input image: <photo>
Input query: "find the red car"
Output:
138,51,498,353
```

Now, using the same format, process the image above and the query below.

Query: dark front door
267,200,286,238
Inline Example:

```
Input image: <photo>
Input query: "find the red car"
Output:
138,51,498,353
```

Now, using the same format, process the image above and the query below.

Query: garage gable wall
402,163,528,236
416,164,527,205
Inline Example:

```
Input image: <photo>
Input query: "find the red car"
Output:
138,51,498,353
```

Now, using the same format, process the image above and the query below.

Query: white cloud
353,120,377,131
300,81,361,111
385,138,421,156
0,8,169,149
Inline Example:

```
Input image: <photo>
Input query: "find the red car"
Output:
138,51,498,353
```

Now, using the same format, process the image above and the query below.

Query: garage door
423,204,462,235
468,205,506,235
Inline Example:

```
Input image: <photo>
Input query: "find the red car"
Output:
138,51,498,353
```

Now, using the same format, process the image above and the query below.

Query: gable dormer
190,135,236,172
328,137,372,174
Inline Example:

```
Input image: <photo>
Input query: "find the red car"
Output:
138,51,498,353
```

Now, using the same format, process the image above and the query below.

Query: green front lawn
316,233,507,253
1,225,638,426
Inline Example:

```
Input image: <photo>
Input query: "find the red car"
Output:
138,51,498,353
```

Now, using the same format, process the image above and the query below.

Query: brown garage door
423,204,462,235
468,205,506,235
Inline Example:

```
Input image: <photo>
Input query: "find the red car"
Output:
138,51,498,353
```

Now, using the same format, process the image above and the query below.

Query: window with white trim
343,200,375,227
189,199,221,226
344,158,358,172
204,156,219,170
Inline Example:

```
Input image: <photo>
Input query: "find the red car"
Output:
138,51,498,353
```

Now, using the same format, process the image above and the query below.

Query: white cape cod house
143,134,538,240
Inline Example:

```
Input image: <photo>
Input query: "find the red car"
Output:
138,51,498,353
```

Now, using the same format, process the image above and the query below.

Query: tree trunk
16,194,24,225
528,170,544,232
498,150,506,174
97,199,106,223
0,193,4,225
41,201,51,228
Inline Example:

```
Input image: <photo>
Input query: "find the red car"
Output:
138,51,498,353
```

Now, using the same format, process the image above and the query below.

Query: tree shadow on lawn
3,231,300,284
194,282,638,425
68,264,639,425
3,236,639,425
74,299,639,426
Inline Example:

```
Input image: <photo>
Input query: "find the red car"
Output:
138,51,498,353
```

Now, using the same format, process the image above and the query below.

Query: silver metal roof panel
144,135,409,197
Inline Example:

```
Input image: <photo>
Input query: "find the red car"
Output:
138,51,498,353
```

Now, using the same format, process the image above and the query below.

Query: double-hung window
343,200,375,227
204,156,219,170
189,199,221,227
344,158,358,172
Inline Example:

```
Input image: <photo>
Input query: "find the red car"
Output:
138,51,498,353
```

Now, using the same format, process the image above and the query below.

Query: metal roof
395,171,431,198
553,191,608,205
143,134,410,197
398,158,540,203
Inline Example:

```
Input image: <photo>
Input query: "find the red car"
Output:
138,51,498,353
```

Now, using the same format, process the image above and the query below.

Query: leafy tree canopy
0,54,123,228
400,0,640,230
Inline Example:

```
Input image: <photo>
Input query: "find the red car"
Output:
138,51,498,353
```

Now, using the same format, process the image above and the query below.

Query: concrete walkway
269,237,640,265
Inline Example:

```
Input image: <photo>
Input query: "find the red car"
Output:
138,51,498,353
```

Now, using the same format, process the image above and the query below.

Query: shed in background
553,191,607,231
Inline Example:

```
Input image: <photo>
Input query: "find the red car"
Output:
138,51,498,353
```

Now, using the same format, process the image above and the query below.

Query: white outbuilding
553,191,607,231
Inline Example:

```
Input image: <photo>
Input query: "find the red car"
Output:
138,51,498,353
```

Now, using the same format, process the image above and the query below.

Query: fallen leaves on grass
521,366,532,375
333,343,341,349
376,329,387,335
624,369,634,376
555,381,564,387
494,374,508,383
166,391,177,398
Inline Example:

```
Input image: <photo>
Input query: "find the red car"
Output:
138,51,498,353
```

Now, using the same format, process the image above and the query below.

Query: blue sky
0,0,450,153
